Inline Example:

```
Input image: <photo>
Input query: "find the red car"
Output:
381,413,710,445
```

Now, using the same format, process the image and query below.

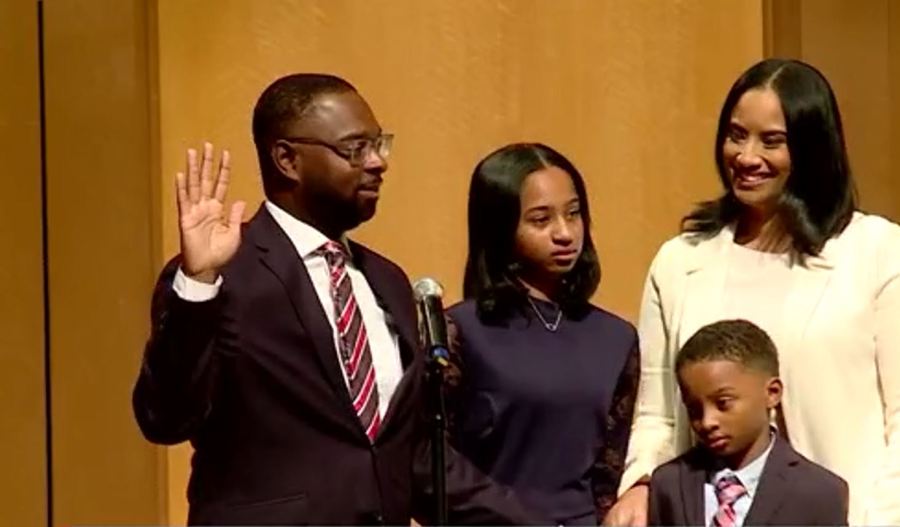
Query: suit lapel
777,250,835,370
248,208,352,404
349,241,421,436
679,449,708,526
744,436,796,525
351,242,418,368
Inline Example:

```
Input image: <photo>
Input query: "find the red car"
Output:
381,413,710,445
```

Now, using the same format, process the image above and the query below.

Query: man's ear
271,140,301,182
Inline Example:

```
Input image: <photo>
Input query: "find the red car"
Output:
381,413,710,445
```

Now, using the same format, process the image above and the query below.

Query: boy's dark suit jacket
649,434,848,526
132,206,537,526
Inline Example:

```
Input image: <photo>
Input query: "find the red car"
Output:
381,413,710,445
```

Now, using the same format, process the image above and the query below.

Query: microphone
412,277,450,366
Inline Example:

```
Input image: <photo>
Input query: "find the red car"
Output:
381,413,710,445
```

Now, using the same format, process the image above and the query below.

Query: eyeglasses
281,133,394,167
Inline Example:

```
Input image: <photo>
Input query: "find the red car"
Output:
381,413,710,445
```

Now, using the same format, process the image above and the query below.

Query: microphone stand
426,345,449,526
413,279,450,526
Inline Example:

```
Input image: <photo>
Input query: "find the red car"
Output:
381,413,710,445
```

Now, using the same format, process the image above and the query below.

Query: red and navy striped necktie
318,241,381,442
713,474,747,527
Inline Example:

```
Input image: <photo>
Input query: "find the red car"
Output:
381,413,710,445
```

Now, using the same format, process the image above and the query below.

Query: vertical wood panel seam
36,1,53,526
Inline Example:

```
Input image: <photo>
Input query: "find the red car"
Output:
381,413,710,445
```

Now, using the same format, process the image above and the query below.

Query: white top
722,242,792,340
172,201,404,418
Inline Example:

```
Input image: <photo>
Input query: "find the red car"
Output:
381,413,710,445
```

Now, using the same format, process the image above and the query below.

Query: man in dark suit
647,320,847,526
133,74,536,525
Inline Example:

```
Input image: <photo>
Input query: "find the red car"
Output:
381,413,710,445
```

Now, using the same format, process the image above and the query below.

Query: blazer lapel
677,228,733,350
248,208,352,404
770,242,835,444
744,436,795,525
777,249,835,370
350,242,422,436
680,449,709,526
353,249,418,368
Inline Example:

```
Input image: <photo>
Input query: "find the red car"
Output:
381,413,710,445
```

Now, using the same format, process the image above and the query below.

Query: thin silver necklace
526,296,562,332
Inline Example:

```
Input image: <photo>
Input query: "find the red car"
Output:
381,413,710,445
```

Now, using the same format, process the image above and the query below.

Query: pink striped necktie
318,240,381,442
713,474,747,527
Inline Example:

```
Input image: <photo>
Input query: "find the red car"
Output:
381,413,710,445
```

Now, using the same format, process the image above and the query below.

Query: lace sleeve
593,337,640,521
443,314,465,436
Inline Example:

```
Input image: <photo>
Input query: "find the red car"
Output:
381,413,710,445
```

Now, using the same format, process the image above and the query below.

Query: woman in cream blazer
608,59,900,526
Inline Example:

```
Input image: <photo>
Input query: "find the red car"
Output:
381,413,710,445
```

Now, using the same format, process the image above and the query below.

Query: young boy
648,319,848,526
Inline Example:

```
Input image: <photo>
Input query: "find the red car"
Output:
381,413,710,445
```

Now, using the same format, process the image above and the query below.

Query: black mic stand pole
426,342,449,525
414,279,450,526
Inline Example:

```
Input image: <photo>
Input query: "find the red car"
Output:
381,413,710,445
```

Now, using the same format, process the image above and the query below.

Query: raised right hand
602,484,649,527
176,142,246,283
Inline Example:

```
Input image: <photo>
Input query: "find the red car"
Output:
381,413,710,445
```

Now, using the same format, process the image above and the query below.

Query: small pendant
527,296,562,332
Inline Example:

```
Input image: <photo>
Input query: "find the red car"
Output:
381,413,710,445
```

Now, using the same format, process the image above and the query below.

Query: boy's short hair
675,319,779,376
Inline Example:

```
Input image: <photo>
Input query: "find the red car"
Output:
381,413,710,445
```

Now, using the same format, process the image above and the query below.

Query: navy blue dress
446,298,639,525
